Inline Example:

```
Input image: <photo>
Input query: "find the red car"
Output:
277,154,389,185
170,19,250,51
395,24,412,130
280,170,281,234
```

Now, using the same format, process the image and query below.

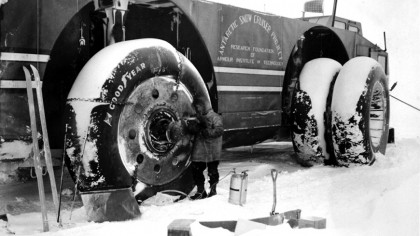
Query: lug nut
154,164,161,173
152,89,159,99
137,154,144,164
128,129,136,139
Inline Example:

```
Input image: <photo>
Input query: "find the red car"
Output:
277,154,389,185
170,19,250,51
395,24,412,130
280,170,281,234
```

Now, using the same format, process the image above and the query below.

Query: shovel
270,169,279,216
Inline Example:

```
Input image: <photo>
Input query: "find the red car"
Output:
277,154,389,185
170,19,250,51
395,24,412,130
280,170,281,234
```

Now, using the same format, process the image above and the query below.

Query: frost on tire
64,39,210,198
291,90,322,162
332,84,369,164
331,57,390,165
290,58,342,165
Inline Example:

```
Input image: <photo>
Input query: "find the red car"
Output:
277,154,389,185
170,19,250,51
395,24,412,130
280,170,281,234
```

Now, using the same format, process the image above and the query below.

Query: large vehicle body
0,0,389,197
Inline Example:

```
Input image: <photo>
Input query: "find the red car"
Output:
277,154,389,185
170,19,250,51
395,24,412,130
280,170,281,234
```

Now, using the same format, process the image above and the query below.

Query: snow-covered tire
64,39,211,197
331,57,390,165
291,58,342,164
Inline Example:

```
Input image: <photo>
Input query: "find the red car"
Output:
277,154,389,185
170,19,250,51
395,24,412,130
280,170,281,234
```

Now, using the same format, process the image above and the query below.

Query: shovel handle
271,169,278,181
270,169,278,215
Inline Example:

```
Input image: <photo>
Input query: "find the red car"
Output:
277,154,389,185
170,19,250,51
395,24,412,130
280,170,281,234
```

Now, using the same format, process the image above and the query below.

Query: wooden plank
199,220,237,232
30,64,60,216
298,216,326,229
167,219,195,236
0,52,50,62
23,65,49,232
198,210,299,232
0,80,42,88
234,218,266,236
168,210,300,235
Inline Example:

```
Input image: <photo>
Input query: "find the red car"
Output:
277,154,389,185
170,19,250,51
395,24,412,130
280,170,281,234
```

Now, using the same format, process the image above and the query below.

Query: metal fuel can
228,170,248,205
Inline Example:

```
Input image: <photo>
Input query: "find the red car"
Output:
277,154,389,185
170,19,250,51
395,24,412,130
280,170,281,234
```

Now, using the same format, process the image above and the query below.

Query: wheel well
43,2,216,149
282,26,349,125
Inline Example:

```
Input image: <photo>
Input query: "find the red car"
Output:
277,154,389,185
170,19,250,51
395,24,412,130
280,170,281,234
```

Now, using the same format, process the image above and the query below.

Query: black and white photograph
0,0,419,235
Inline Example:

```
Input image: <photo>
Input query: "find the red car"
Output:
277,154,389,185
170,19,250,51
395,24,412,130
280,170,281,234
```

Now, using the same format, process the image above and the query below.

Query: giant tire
291,58,341,164
331,57,390,165
64,39,211,198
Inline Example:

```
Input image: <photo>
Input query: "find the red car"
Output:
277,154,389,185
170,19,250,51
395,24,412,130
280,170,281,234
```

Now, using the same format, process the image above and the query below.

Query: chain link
67,50,185,105
66,97,135,106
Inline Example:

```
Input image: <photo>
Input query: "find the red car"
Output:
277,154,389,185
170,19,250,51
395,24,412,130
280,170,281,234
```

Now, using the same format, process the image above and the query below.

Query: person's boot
207,162,219,198
208,184,217,197
190,186,207,200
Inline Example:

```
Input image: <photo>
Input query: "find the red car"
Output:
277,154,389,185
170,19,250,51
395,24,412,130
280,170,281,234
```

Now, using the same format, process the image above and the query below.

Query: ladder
23,65,59,232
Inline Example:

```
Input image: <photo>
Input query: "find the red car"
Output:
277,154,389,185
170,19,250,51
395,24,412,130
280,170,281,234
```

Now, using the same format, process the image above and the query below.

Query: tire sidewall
331,57,390,165
94,47,180,188
290,58,341,163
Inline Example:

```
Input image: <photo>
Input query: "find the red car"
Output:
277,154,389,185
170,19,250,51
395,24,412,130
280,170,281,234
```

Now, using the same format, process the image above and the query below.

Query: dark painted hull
0,0,381,160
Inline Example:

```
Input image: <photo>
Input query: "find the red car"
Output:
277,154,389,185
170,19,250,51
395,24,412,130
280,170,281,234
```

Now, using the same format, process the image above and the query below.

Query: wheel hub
118,76,195,185
145,108,176,154
369,81,386,149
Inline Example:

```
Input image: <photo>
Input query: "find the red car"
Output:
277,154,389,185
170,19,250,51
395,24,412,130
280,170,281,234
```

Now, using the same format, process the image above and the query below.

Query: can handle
239,172,248,206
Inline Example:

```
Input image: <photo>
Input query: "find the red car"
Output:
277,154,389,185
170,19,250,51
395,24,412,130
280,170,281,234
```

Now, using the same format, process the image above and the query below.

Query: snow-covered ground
1,137,419,236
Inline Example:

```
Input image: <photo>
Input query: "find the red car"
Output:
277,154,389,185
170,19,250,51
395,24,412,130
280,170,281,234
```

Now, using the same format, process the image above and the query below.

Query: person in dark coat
190,100,223,200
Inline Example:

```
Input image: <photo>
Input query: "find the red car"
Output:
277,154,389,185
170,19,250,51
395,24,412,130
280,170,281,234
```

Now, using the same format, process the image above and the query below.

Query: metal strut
93,0,129,46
